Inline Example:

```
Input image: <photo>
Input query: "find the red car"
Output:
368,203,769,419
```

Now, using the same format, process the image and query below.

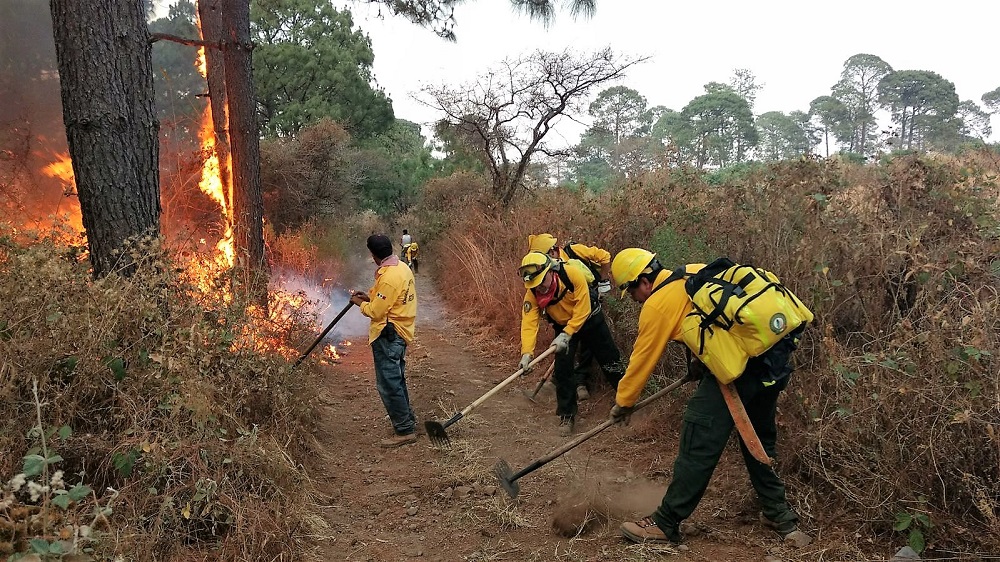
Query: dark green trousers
651,338,800,534
553,309,624,419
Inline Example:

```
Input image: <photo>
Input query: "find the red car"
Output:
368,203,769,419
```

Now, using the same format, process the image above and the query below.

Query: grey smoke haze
0,0,73,227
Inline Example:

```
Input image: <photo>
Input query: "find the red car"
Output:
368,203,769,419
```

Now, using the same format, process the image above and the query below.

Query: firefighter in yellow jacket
350,234,418,448
528,233,614,400
608,248,810,548
518,251,624,436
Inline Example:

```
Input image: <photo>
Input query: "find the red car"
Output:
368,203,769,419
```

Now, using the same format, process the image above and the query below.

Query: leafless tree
422,48,645,208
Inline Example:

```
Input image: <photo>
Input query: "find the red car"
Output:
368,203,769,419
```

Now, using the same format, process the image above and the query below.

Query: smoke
270,267,370,340
0,0,77,229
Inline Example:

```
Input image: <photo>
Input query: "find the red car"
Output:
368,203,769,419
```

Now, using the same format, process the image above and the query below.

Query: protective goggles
618,278,641,294
519,262,548,284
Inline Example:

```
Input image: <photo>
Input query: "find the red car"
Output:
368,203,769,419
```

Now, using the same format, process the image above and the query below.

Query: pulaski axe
717,379,772,465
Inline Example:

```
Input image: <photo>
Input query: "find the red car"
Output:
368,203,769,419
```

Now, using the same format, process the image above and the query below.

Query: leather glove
519,353,533,375
552,332,571,353
610,404,634,425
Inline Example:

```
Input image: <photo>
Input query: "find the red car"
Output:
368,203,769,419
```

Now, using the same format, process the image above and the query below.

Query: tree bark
198,0,232,215
49,0,161,278
220,0,266,278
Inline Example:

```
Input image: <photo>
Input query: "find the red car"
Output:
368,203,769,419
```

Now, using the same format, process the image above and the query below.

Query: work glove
597,280,611,300
610,404,634,425
518,353,534,375
552,332,571,353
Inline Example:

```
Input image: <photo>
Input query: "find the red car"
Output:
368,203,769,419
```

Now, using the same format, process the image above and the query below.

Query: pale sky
346,0,1000,146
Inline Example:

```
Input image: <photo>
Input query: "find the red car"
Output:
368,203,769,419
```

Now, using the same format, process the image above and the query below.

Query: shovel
494,375,690,499
292,301,355,369
522,360,556,403
426,345,558,448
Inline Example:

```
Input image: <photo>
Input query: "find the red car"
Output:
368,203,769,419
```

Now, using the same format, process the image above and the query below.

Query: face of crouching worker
534,270,557,295
625,276,654,303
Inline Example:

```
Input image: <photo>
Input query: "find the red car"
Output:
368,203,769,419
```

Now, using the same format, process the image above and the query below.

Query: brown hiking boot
379,433,417,448
558,416,575,437
620,516,683,544
759,513,813,547
576,385,590,401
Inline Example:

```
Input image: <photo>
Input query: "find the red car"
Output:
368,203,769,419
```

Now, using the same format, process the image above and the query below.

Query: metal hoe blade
493,459,520,499
522,361,555,404
424,419,452,449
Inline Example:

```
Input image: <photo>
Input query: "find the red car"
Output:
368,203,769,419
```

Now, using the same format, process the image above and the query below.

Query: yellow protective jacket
359,258,417,345
520,261,593,355
558,243,611,274
615,264,704,408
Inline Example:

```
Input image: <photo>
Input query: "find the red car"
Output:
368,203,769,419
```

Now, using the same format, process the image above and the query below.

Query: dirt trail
307,275,813,561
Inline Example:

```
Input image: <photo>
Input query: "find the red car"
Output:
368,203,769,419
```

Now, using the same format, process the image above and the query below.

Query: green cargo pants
651,333,801,536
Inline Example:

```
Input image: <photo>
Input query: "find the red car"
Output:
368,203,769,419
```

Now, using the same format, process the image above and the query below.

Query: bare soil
306,277,825,562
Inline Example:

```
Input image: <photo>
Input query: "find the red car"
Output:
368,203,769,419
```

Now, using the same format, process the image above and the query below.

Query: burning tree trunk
220,0,266,279
49,0,161,278
197,0,232,203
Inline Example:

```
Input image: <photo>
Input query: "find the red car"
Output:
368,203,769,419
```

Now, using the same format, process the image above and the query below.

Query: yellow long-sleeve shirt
558,243,611,276
359,259,417,345
520,261,593,355
615,264,704,407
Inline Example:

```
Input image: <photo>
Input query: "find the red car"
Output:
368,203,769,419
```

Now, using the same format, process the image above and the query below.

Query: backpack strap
542,262,601,327
650,265,688,295
544,264,574,309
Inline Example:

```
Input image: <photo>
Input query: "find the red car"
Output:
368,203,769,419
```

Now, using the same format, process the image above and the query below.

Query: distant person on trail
400,229,419,274
528,233,614,401
517,250,624,437
608,248,812,548
350,234,419,448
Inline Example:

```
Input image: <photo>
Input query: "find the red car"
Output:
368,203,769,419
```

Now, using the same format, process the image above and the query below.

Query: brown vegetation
414,149,1000,556
0,230,326,559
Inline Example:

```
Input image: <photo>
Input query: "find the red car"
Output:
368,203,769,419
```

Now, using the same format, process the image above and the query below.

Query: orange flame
325,344,341,361
38,151,84,234
195,46,234,271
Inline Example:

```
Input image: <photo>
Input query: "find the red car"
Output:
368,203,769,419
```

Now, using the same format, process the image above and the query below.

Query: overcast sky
345,0,1000,146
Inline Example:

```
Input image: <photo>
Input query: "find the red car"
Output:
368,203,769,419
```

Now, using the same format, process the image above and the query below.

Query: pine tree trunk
220,0,266,278
49,0,161,278
198,0,232,212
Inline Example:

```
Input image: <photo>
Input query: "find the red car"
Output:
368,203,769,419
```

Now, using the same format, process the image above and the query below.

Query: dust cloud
549,474,665,537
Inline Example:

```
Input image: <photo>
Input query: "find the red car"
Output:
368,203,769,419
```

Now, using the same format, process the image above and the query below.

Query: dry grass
0,230,326,560
414,149,1000,556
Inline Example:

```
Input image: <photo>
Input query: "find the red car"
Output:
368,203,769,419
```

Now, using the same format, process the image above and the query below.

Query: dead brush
465,496,535,532
0,228,326,559
413,149,1000,556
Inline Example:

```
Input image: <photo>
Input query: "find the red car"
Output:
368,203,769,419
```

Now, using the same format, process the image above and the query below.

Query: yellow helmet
519,251,553,289
527,233,558,254
611,248,656,297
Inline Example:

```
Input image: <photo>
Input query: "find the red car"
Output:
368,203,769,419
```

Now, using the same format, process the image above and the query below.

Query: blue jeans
372,324,415,435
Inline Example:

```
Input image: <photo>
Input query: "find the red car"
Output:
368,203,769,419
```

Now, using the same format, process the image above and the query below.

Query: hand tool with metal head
426,345,558,448
494,374,691,498
292,301,355,369
522,360,555,403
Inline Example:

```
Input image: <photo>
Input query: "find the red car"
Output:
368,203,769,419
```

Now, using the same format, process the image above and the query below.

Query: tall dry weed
417,150,1000,555
0,229,325,559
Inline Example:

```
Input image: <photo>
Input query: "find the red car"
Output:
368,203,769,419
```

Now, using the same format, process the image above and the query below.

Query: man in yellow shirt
350,234,418,448
609,248,810,548
528,233,614,401
518,251,624,436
